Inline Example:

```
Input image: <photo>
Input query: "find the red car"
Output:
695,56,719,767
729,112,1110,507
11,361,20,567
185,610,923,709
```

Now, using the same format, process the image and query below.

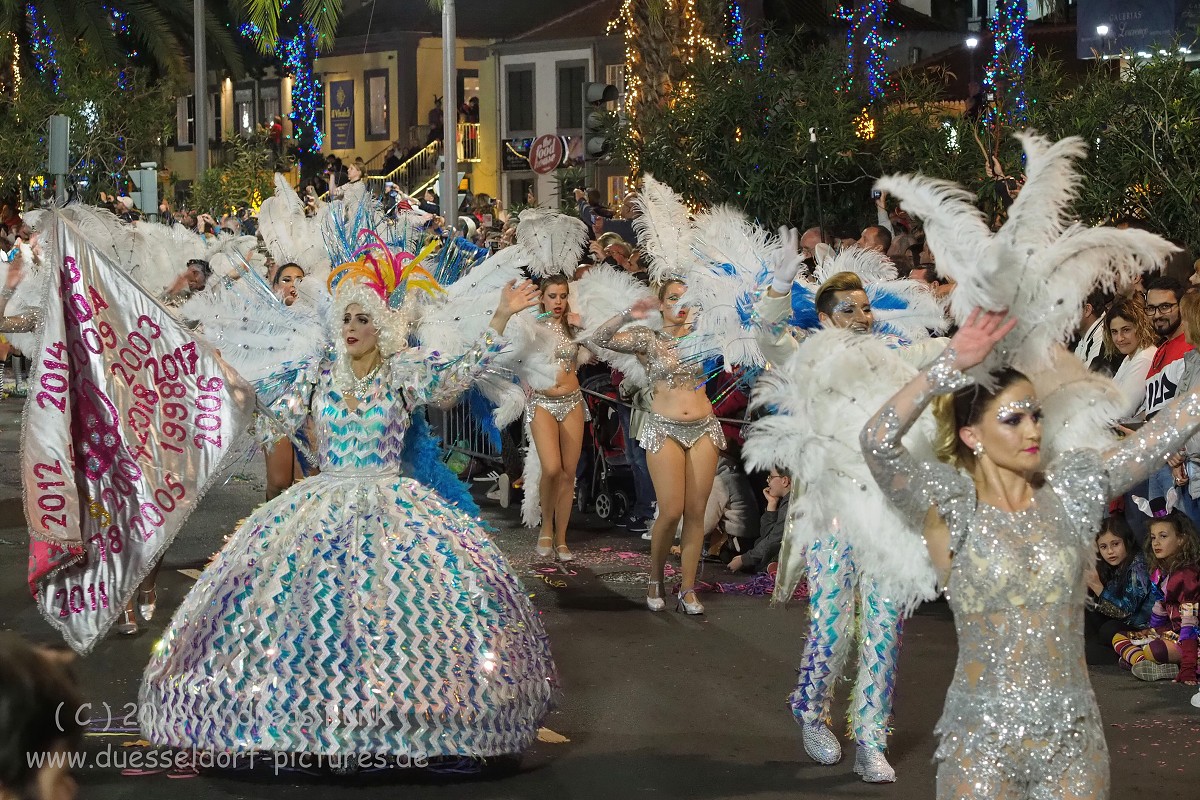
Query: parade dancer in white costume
745,246,948,783
139,249,559,764
860,133,1179,799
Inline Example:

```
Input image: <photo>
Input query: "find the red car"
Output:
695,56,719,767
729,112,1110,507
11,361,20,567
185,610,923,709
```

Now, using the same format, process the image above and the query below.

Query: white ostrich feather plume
415,245,526,357
633,175,694,284
515,208,589,278
810,244,898,286
258,173,332,276
876,131,1179,379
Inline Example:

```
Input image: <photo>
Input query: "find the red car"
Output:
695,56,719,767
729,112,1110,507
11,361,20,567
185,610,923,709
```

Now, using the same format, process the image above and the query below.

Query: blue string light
238,4,323,153
833,1,897,100
984,0,1029,123
25,3,61,93
728,1,747,61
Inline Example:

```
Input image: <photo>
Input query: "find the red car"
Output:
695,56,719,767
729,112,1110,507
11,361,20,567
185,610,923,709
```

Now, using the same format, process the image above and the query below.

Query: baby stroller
576,372,634,521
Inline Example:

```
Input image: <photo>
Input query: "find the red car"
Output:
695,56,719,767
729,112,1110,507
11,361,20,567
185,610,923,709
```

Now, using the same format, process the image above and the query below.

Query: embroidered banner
24,211,257,654
329,79,355,150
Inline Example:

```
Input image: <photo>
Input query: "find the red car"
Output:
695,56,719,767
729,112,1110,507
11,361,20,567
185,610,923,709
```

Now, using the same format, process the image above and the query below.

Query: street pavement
1,396,1198,799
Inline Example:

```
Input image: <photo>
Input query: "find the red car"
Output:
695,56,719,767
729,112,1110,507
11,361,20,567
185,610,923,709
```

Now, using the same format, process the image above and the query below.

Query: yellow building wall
473,54,500,200
414,37,488,129
161,79,236,189
315,50,400,162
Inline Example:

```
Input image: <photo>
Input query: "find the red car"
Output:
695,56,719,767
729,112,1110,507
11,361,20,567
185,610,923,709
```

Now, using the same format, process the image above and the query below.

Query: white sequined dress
860,350,1200,799
139,331,556,760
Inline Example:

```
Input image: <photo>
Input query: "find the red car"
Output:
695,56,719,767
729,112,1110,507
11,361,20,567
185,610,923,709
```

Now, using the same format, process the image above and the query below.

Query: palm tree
0,0,244,81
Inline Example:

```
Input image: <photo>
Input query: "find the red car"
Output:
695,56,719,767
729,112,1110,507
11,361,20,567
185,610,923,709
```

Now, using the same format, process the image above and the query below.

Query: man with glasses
1143,275,1193,420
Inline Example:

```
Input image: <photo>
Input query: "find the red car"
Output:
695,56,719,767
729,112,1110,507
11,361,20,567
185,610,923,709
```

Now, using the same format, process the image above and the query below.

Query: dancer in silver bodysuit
861,311,1200,799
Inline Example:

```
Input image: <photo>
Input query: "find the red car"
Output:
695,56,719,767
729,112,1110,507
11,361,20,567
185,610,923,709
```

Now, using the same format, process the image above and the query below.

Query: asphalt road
1,396,1197,799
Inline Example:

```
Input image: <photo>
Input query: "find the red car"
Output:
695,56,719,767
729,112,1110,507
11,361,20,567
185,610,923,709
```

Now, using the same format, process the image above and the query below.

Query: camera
871,190,882,200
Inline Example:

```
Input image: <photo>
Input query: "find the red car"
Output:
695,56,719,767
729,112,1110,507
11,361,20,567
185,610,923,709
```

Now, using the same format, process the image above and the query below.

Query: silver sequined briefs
529,389,588,422
638,413,726,453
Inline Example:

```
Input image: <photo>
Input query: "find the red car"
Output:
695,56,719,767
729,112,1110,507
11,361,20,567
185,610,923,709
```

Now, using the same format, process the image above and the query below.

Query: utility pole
440,0,458,221
194,0,208,178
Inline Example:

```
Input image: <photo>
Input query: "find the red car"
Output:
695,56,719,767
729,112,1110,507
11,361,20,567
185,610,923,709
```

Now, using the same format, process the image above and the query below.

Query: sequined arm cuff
586,312,650,355
420,329,509,407
1103,391,1200,495
920,346,973,400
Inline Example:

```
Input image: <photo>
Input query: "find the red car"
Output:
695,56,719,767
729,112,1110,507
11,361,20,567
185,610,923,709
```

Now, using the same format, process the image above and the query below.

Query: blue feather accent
735,291,756,327
435,236,490,285
789,284,819,329
401,412,481,517
466,387,502,450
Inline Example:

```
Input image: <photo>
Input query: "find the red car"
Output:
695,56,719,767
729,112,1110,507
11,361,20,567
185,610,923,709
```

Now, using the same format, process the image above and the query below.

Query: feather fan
744,329,939,612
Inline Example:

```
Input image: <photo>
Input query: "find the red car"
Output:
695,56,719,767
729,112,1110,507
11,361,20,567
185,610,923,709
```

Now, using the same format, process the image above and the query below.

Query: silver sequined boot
853,746,896,783
801,721,841,765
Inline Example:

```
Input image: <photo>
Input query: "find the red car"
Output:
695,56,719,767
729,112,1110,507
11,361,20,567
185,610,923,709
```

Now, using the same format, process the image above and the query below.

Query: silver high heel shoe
646,578,666,611
534,534,553,558
555,544,574,563
115,607,139,635
675,585,704,615
138,587,157,622
853,746,896,783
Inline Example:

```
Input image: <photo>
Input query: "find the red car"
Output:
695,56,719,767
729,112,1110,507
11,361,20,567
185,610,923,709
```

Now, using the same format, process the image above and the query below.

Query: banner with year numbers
24,209,257,655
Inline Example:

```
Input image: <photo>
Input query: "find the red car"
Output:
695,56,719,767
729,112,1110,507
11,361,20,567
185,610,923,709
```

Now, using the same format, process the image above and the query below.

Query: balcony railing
366,140,441,196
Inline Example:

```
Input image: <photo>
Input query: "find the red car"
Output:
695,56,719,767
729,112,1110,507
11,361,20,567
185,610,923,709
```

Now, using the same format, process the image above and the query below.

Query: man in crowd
1074,289,1112,371
1143,275,1192,419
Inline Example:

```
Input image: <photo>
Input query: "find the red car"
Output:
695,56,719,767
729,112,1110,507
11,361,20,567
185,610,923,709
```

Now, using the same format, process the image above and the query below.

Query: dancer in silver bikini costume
589,279,724,614
525,274,591,562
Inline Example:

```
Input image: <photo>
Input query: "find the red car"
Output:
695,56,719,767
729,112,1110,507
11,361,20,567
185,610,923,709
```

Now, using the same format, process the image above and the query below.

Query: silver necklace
350,361,382,397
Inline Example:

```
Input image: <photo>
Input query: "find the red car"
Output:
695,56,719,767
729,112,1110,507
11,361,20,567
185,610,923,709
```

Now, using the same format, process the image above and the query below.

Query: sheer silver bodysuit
860,349,1200,800
588,313,725,452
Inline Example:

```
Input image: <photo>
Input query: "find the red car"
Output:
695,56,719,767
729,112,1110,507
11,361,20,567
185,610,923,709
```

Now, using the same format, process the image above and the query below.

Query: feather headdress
514,208,589,278
633,174,694,284
876,131,1179,379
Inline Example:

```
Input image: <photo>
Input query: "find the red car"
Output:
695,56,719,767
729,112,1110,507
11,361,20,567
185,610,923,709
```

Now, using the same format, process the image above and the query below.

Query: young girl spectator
1112,501,1200,683
1084,516,1154,663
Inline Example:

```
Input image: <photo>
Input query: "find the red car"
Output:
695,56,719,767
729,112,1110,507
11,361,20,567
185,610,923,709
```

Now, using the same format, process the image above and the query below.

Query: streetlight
1096,25,1110,37
965,36,979,84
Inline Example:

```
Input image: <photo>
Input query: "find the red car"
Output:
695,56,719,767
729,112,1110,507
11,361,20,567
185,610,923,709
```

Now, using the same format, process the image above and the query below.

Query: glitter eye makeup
834,300,867,315
995,397,1041,423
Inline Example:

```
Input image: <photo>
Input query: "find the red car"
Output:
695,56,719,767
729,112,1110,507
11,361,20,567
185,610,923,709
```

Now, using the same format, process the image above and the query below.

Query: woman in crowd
861,308,1200,799
265,262,313,500
334,160,367,207
139,276,558,765
589,279,723,615
1085,516,1154,663
527,274,588,561
1112,504,1200,683
1103,295,1156,420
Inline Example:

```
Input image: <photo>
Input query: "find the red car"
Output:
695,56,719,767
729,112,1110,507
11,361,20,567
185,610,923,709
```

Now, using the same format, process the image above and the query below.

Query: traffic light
582,82,618,163
128,163,159,218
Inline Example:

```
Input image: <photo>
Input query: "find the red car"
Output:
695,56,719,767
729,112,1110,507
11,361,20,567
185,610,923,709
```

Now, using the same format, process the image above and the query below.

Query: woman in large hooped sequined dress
862,310,1200,800
139,277,557,765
